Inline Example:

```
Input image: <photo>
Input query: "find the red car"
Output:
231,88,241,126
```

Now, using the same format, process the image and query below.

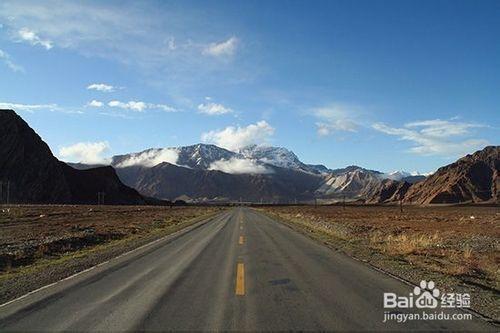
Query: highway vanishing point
0,208,495,331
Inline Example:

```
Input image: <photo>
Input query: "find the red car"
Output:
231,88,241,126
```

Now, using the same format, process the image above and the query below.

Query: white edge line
0,211,227,309
257,209,498,325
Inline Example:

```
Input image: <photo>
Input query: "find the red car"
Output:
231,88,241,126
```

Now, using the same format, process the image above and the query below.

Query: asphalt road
0,208,495,331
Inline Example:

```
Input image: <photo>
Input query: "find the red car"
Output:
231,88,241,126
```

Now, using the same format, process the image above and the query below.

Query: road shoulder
256,208,500,326
0,209,226,306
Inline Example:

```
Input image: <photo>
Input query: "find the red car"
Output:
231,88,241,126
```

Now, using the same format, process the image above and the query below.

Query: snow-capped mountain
382,170,429,181
239,144,330,174
381,170,428,184
383,170,413,181
175,144,239,169
89,143,432,201
111,144,240,170
112,143,331,176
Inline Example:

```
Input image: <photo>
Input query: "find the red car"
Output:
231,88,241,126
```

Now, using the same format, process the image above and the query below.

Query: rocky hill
316,167,383,198
365,179,412,204
0,109,144,205
402,146,499,204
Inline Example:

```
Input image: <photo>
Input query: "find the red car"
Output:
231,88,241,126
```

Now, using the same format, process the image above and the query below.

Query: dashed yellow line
235,263,245,296
238,236,244,245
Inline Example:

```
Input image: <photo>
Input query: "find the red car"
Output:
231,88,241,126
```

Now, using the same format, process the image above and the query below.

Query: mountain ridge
2,110,497,204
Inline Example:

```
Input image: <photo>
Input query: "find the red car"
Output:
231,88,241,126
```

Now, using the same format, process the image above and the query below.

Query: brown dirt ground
0,204,223,303
259,205,500,321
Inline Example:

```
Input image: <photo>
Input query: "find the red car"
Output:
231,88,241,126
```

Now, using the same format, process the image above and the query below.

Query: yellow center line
238,236,244,245
235,263,245,296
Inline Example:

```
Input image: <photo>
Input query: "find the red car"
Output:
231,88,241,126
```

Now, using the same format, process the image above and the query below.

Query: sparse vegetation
0,204,223,303
260,205,500,320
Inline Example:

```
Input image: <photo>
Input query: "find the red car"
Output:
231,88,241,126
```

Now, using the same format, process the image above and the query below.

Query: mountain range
1,109,498,205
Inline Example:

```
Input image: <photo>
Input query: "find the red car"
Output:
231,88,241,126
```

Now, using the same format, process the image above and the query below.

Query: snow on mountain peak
239,145,300,168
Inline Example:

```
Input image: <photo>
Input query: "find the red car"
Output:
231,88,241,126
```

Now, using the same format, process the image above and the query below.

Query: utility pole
6,181,9,205
97,192,105,205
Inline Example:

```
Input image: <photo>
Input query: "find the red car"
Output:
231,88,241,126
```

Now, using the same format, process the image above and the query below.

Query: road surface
0,208,495,331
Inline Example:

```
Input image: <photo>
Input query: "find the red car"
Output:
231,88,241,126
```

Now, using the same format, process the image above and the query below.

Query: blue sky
0,0,498,173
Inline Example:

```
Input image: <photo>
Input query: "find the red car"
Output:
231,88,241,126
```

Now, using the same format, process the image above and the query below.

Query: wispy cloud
311,104,360,136
0,102,58,112
0,1,245,88
197,102,232,115
18,27,53,49
115,148,179,168
0,49,24,72
87,83,116,92
372,119,489,157
209,158,272,174
201,121,275,151
108,100,177,113
58,141,110,164
203,37,238,57
0,101,84,114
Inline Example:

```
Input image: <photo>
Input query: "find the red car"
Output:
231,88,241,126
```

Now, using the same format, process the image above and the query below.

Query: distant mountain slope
0,109,144,205
403,146,499,204
365,179,412,203
316,167,383,198
61,163,145,205
115,162,322,202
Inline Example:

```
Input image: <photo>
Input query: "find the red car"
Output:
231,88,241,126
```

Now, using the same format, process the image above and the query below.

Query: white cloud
209,157,273,174
58,141,110,164
155,104,178,112
372,119,489,157
0,102,58,112
108,100,177,113
0,1,246,88
87,83,115,92
405,119,481,138
108,100,146,112
197,102,232,115
87,100,103,107
203,37,238,57
116,148,179,168
18,27,53,49
312,105,359,136
201,121,275,151
0,49,24,72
